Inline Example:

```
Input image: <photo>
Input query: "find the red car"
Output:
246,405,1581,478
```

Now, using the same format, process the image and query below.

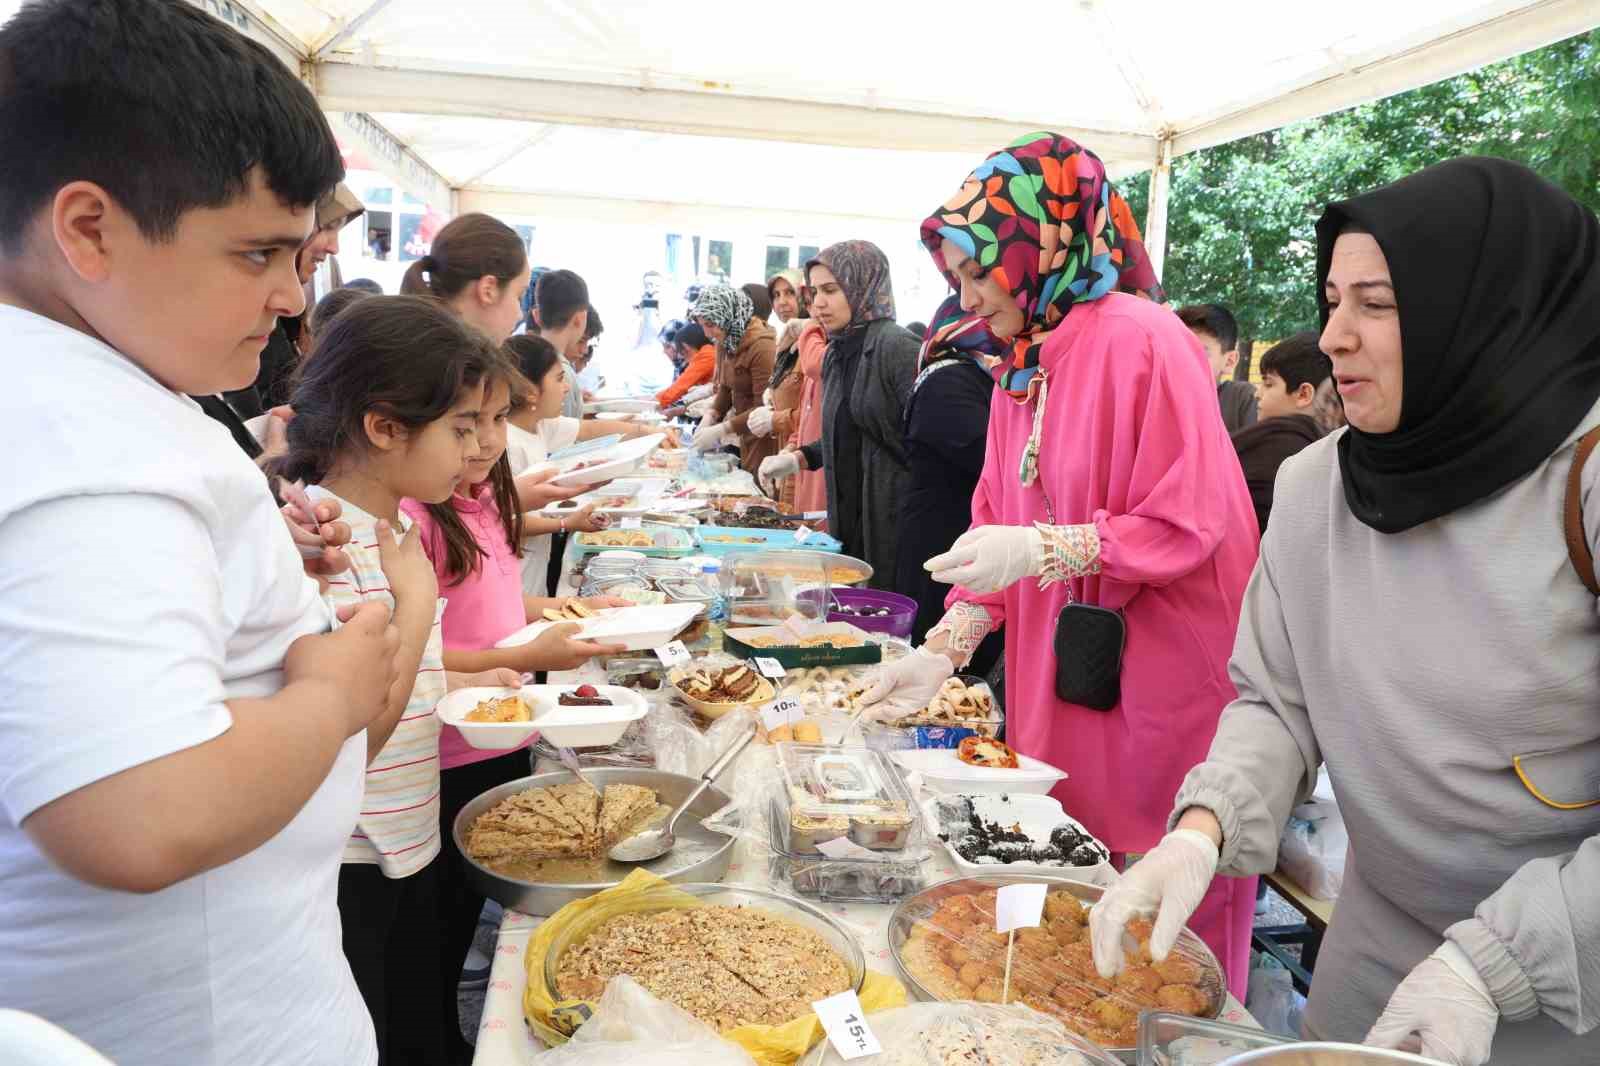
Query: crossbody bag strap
1563,425,1600,596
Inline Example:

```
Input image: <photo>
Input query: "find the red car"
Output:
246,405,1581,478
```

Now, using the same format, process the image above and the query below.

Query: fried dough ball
1044,891,1088,925
1156,983,1210,1016
1049,916,1086,946
1108,1021,1139,1048
1016,927,1058,960
1056,940,1099,980
922,960,962,995
1021,993,1063,1019
1088,996,1138,1031
973,977,1007,1003
1114,965,1165,999
1154,954,1203,986
1125,918,1154,942
1050,978,1097,1010
959,958,1002,989
1011,961,1058,998
941,939,980,968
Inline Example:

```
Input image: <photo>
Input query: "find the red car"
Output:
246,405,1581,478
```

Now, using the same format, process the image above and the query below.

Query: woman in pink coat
864,133,1260,994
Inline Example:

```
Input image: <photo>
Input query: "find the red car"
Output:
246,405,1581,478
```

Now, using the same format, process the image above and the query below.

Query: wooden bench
1251,867,1334,995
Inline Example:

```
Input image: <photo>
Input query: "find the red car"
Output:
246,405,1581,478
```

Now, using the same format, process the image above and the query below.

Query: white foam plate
547,434,665,487
921,793,1117,885
537,478,672,516
547,434,622,464
891,747,1068,795
434,686,542,750
493,602,701,652
583,398,658,414
523,685,649,748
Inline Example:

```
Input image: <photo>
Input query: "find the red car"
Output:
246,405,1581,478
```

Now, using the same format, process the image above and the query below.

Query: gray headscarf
805,240,896,338
691,284,755,355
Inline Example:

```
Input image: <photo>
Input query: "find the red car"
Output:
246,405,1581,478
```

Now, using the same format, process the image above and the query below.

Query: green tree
1121,29,1600,342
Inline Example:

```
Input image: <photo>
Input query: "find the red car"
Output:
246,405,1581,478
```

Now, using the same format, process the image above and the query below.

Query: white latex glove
691,421,727,451
1366,942,1499,1065
682,383,716,404
686,397,714,419
747,405,775,437
762,387,775,408
1088,829,1220,978
924,525,1045,594
858,647,954,709
758,451,802,495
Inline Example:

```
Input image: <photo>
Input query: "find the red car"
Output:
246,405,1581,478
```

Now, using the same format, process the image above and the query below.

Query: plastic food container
891,747,1069,795
573,524,695,557
604,657,668,694
799,587,919,638
523,684,649,748
922,793,1116,884
718,549,830,627
778,744,918,853
766,799,930,903
1136,1012,1290,1066
434,686,543,749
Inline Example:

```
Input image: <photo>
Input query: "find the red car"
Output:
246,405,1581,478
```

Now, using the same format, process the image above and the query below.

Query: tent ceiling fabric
281,0,1598,224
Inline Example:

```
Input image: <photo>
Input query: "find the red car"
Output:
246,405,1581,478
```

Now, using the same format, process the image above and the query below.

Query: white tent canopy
171,0,1599,263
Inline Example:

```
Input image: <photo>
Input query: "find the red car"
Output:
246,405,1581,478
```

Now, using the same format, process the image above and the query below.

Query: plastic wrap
804,1002,1120,1066
895,883,1223,1051
649,703,761,794
530,975,760,1066
1277,796,1346,902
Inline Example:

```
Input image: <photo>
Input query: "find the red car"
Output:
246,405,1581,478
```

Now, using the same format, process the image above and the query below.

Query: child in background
1229,332,1332,533
0,1,400,1062
267,295,493,1066
399,349,626,1065
504,334,609,595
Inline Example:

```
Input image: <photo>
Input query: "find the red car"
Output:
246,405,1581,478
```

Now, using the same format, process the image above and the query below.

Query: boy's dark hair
343,278,384,295
583,304,604,341
905,321,928,339
1259,331,1332,394
0,0,342,252
535,269,589,331
267,296,494,489
310,286,371,334
400,212,526,301
742,282,773,322
1175,303,1239,352
424,346,526,585
674,322,708,354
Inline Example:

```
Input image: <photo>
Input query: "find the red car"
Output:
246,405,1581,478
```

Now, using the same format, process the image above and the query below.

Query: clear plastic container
777,744,918,851
766,798,929,903
1136,1012,1290,1066
718,549,831,626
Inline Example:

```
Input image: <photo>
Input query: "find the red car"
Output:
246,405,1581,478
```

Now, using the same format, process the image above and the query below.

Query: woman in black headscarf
1090,157,1600,1065
759,240,918,589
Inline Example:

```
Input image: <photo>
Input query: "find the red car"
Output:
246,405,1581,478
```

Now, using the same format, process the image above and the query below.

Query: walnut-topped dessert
465,782,659,873
554,905,852,1030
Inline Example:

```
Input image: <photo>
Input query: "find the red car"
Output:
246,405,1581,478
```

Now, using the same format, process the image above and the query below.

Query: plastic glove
762,387,775,408
924,525,1045,594
691,421,727,451
686,397,715,419
1088,829,1219,978
747,405,775,437
858,647,954,709
682,382,716,404
758,451,801,495
1366,942,1499,1065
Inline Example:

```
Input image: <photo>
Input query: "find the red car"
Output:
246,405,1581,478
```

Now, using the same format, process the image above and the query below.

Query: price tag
619,516,643,530
652,641,691,667
995,882,1048,933
816,836,880,861
811,990,882,1060
802,510,829,521
793,525,814,543
752,656,788,681
759,697,804,732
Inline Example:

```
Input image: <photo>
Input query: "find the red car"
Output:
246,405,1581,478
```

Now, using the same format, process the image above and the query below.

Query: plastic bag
1244,963,1305,1039
1277,797,1346,901
532,975,758,1066
896,884,1221,1050
803,1002,1118,1066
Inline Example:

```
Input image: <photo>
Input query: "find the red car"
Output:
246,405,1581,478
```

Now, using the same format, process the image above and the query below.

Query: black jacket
1230,413,1322,533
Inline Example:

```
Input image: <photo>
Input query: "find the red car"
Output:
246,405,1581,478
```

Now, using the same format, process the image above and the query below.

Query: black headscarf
1319,156,1600,533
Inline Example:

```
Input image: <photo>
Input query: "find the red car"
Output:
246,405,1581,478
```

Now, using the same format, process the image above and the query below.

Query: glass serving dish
540,882,866,1030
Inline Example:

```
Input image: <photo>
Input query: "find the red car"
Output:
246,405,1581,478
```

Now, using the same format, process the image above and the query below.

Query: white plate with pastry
493,602,700,652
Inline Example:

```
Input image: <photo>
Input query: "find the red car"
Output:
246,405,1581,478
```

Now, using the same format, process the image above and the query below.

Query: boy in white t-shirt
0,2,415,1064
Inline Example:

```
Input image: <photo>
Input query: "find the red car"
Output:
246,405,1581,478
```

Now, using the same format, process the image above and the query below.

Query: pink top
789,321,829,524
402,484,531,770
950,293,1259,852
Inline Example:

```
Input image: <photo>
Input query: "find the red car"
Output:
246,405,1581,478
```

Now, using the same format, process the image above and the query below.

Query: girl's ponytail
399,214,525,303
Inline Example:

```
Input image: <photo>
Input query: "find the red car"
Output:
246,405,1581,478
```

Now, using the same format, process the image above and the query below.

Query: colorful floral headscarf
805,240,896,338
691,284,755,354
920,132,1163,405
918,294,1003,373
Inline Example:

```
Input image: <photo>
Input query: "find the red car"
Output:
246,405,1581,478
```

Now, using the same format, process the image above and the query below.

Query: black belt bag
1053,603,1125,711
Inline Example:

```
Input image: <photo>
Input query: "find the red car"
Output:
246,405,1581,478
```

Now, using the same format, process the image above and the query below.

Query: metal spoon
608,723,757,863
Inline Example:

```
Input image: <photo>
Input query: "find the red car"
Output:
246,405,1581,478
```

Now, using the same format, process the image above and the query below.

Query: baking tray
695,525,844,555
887,874,1226,1061
451,767,735,916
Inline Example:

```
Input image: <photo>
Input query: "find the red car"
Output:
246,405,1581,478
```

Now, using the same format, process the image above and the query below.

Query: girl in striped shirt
269,295,500,1066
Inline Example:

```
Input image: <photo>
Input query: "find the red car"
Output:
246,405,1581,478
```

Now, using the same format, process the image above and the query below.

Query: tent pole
1143,133,1174,282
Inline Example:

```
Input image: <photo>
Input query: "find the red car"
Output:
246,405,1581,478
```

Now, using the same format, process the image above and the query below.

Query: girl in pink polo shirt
401,348,625,1060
